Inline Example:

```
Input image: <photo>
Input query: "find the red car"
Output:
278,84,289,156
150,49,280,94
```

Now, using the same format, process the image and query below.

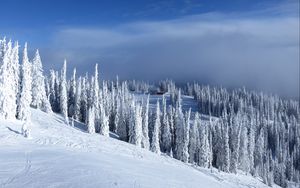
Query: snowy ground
0,108,283,188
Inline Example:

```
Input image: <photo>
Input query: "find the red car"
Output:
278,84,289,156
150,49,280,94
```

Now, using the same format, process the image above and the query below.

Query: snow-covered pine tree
175,90,185,161
161,95,171,154
189,112,199,164
222,115,230,173
230,113,241,174
141,95,150,149
99,102,109,137
68,68,76,117
92,64,100,131
49,69,58,112
254,127,265,177
182,109,191,163
60,59,69,124
198,116,210,167
17,43,32,121
31,49,51,113
239,120,250,173
87,106,95,133
0,40,17,119
151,100,161,154
10,41,20,117
129,102,143,147
80,76,88,123
74,76,82,121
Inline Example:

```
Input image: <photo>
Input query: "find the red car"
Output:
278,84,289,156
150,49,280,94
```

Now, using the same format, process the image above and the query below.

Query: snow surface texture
0,109,284,188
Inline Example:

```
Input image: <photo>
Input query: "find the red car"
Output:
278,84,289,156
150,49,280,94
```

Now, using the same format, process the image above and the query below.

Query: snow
0,109,281,188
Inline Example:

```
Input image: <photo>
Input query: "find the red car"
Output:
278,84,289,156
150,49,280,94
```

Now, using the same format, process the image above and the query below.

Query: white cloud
46,5,299,98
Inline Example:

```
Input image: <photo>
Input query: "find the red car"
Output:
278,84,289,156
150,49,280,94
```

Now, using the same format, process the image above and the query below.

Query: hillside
0,108,282,188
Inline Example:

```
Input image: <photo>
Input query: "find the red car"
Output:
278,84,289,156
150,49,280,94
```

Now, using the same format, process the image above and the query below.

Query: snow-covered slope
0,109,279,188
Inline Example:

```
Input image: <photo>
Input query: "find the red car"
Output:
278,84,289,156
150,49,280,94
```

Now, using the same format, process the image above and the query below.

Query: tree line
0,38,299,187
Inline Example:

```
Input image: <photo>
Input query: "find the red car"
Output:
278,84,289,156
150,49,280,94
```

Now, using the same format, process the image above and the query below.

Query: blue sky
0,0,299,98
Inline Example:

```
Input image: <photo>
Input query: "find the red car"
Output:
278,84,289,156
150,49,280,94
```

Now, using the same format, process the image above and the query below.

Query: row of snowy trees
0,38,51,136
1,38,299,187
186,83,300,187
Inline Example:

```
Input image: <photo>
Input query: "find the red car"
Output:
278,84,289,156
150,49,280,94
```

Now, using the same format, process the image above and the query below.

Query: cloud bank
43,4,299,98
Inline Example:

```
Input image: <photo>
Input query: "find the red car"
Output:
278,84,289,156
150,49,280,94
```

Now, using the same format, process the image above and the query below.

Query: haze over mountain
0,0,299,98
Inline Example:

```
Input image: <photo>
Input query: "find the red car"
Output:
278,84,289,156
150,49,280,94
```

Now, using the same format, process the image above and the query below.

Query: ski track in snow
1,152,31,187
0,105,284,188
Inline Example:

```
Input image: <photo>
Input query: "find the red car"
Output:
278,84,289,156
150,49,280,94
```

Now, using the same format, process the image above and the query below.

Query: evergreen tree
0,40,17,119
199,117,210,167
60,60,69,124
151,100,161,154
141,95,150,149
189,112,199,164
129,102,143,147
99,102,109,136
222,116,230,172
31,50,51,112
239,123,250,173
87,106,95,133
93,64,100,130
230,114,241,174
17,43,32,121
182,109,191,163
74,76,82,121
68,68,76,117
161,95,171,154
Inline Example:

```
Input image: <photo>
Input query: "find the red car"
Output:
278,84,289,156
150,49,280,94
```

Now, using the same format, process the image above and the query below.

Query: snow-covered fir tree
99,102,109,137
87,106,95,134
129,102,143,147
68,68,76,117
141,95,150,149
60,60,69,124
0,40,18,119
31,49,51,113
151,100,161,154
189,112,199,164
161,95,171,154
17,43,32,121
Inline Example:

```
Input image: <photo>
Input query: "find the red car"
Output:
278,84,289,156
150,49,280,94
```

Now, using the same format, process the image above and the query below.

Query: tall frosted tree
0,40,17,119
161,95,171,154
31,49,51,112
49,69,59,112
182,109,191,163
17,43,32,121
87,106,95,133
198,118,210,167
93,64,100,129
175,92,185,161
221,116,230,173
99,102,109,137
129,102,143,147
10,42,20,116
239,123,250,173
151,100,161,154
189,112,199,164
60,59,68,124
230,115,241,174
68,68,76,117
80,76,88,123
74,76,82,120
141,95,150,149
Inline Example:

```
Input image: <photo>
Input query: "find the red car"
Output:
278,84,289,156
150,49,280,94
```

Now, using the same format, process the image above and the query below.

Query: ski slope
0,108,280,188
